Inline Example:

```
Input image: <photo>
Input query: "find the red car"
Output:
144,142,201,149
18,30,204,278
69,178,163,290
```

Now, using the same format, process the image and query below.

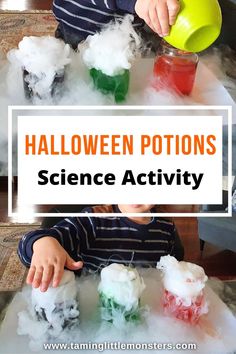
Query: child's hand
26,236,83,292
135,0,180,37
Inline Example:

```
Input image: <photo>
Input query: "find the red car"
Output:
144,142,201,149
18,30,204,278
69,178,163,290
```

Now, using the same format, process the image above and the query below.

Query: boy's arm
18,212,94,291
18,217,83,267
88,0,180,37
76,0,135,13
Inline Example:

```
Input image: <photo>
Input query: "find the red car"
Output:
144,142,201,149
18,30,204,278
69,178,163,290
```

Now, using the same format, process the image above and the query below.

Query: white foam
7,36,71,99
98,263,145,311
31,270,77,322
81,15,141,76
0,269,236,354
157,256,208,305
17,270,80,349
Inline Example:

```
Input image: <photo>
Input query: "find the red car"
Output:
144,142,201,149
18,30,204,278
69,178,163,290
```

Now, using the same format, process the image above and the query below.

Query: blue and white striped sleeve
17,215,92,267
70,0,137,13
18,228,65,267
116,0,137,13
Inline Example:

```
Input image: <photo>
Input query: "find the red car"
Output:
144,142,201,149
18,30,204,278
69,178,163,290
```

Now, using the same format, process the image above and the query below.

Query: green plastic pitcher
164,0,222,52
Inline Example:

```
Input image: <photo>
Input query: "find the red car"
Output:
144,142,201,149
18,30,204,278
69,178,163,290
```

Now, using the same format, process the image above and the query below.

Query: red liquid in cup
163,289,206,324
153,55,198,95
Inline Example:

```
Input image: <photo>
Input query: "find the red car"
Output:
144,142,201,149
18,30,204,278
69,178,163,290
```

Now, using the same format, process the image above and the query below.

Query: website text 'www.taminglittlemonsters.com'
43,341,197,351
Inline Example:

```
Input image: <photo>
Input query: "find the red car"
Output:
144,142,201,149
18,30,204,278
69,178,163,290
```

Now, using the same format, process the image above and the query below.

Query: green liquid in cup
90,68,130,103
99,292,141,324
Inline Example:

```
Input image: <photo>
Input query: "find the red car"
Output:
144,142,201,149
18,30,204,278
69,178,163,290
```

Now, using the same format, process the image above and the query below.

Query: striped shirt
18,205,184,273
53,0,144,38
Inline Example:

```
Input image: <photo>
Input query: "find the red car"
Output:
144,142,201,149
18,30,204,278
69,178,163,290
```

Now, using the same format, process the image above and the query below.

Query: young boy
53,0,180,48
18,204,184,292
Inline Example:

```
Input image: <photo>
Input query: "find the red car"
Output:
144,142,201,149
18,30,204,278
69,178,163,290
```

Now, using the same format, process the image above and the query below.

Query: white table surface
0,269,235,354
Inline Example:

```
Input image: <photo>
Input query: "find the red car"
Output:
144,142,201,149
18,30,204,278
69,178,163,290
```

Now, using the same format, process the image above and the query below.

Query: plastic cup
162,289,208,324
89,68,130,103
164,0,222,52
23,68,65,100
99,292,142,324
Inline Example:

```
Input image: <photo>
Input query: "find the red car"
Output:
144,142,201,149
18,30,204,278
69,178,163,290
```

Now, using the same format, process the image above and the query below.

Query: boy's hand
26,237,83,292
135,0,180,37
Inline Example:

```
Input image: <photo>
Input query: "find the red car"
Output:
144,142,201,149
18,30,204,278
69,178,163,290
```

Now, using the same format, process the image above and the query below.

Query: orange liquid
153,55,198,95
